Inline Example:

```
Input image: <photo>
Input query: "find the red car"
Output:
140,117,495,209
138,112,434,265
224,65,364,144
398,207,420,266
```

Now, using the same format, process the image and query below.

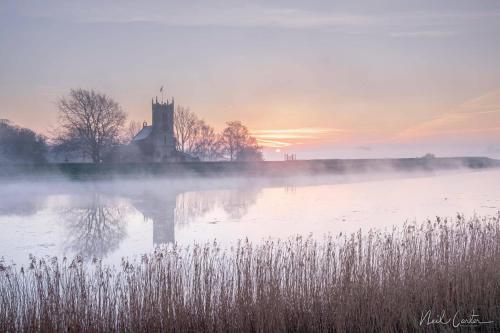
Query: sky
1,0,500,160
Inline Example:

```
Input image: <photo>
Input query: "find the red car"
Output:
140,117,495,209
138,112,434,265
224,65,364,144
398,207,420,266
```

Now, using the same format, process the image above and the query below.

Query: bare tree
191,120,223,161
221,121,245,161
221,121,262,161
174,107,258,161
174,106,224,160
236,136,263,161
55,89,126,163
125,120,143,143
174,105,198,153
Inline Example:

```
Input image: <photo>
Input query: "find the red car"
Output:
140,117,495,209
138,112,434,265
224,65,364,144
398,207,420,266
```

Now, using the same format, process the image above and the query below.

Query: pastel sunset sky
1,0,500,159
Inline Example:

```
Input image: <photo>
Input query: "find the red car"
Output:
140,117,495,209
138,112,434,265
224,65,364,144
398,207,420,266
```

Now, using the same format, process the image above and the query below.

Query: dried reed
1,214,500,332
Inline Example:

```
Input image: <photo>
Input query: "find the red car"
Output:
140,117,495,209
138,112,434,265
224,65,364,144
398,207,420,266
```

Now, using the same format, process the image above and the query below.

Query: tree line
0,88,262,164
171,106,261,161
0,119,48,164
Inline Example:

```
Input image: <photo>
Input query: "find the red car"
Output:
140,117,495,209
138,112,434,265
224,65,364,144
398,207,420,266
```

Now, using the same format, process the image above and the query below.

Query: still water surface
1,169,499,265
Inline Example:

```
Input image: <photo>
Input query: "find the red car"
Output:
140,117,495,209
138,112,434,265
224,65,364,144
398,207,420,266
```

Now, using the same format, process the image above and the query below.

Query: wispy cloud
388,30,457,38
18,3,372,28
254,139,293,148
253,128,338,134
398,90,500,140
14,2,500,32
252,128,337,139
460,91,500,113
252,127,345,148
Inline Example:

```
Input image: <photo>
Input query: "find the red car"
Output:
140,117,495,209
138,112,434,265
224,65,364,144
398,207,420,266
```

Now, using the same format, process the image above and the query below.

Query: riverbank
1,156,499,180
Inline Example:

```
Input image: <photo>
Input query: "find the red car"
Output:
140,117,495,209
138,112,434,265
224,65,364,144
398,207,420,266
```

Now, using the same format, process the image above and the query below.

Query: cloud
251,127,387,148
459,91,500,113
397,90,500,140
252,127,341,147
254,139,292,148
17,3,372,28
13,2,500,31
252,128,337,138
388,30,456,38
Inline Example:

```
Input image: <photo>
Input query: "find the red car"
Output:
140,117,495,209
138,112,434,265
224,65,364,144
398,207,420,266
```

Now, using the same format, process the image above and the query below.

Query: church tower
151,97,175,161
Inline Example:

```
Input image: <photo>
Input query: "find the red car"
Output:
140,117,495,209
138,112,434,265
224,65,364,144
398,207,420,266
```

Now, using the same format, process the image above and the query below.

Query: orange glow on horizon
252,127,341,148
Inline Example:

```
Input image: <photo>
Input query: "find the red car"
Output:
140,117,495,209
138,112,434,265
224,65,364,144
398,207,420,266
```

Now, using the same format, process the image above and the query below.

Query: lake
1,168,499,265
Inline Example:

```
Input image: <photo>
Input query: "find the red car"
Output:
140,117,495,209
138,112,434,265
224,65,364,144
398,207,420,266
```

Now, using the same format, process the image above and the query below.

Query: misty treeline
0,119,48,164
0,88,262,164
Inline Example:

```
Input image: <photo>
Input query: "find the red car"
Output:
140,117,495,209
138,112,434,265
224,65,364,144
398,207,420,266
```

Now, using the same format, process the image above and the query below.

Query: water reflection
0,191,45,217
63,194,126,258
0,181,264,260
175,191,217,225
1,171,500,263
55,185,261,258
175,188,260,222
131,191,176,245
219,189,260,220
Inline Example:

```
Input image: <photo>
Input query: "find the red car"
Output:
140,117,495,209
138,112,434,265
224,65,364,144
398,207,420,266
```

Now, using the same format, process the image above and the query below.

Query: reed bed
1,214,500,332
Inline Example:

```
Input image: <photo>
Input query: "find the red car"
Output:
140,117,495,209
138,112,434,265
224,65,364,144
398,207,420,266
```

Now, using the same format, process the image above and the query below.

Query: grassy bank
1,214,500,332
0,156,499,180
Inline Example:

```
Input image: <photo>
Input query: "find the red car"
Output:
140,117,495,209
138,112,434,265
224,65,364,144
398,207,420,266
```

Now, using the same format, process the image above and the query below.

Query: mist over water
1,168,499,265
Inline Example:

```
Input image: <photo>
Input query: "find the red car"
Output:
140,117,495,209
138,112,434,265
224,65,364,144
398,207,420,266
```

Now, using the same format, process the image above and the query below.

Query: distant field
0,156,499,180
2,214,500,332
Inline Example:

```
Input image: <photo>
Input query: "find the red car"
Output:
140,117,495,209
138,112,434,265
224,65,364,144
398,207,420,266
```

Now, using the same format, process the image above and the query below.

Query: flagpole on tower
160,86,164,103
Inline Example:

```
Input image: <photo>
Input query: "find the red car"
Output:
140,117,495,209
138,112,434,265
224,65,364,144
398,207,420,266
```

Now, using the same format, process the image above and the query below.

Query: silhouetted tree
174,105,198,153
55,89,126,163
0,119,48,164
125,120,143,143
236,137,263,161
174,106,224,160
191,120,223,161
221,121,262,161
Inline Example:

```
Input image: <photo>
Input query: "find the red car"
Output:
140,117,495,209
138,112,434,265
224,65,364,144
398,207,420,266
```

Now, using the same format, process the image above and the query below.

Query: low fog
1,161,500,265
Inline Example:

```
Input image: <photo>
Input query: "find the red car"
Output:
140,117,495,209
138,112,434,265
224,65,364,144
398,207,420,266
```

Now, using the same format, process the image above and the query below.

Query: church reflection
131,191,177,245
130,187,261,246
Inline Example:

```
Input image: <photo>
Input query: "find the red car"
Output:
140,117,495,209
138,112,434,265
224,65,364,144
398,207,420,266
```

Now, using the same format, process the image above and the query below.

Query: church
119,97,195,163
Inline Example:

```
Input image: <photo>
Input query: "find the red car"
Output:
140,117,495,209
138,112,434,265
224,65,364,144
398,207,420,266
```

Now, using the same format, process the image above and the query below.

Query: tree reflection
175,191,217,224
220,189,260,220
63,193,126,258
174,188,260,222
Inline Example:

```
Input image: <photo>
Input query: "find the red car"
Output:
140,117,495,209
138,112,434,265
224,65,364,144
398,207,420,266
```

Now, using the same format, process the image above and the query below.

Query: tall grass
2,214,500,332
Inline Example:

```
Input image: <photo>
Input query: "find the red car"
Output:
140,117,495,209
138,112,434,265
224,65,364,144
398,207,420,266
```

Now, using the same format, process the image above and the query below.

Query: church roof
132,126,152,142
